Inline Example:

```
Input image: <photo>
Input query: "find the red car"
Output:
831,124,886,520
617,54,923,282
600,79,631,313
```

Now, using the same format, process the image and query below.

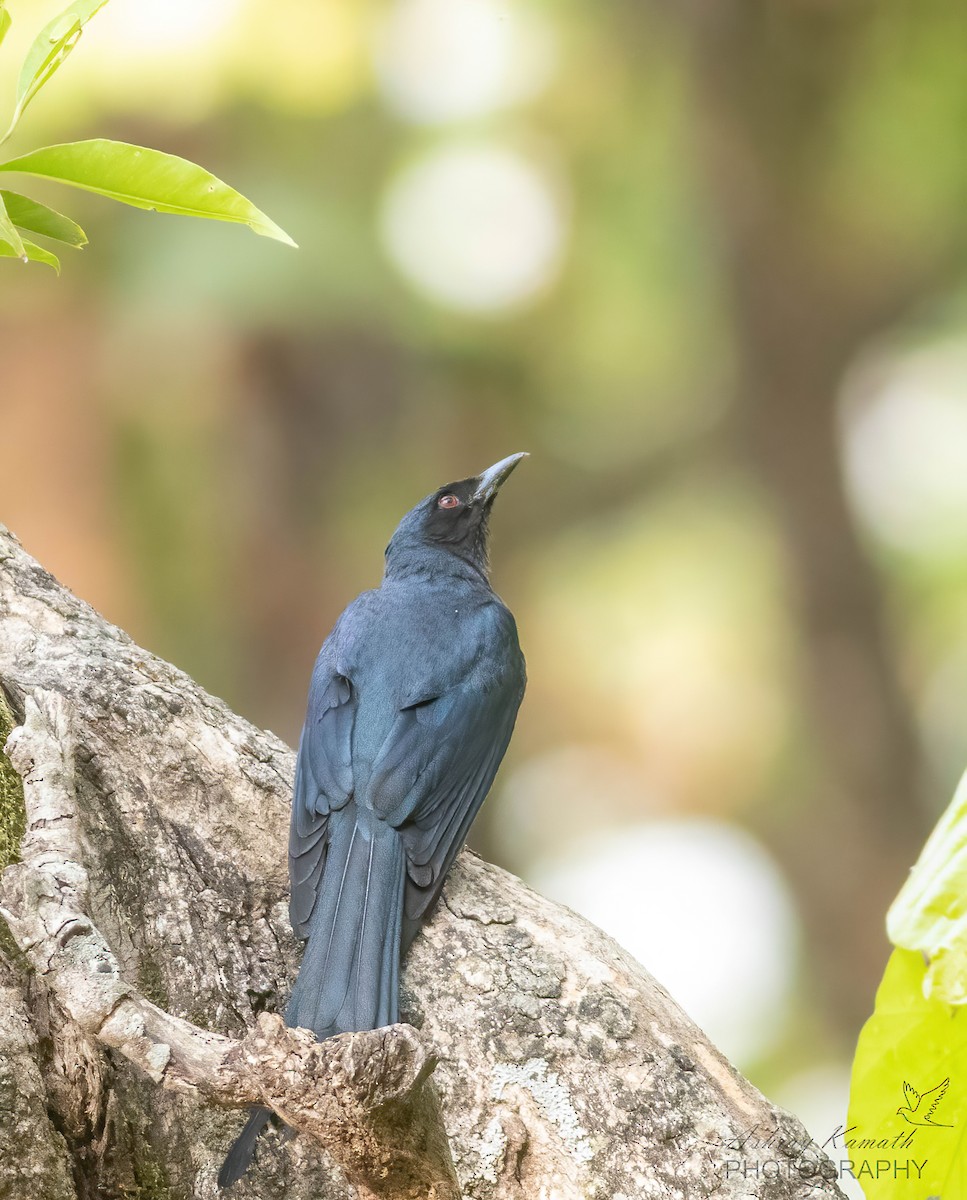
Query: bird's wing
288,651,356,937
925,1077,950,1121
367,605,525,930
400,681,521,925
902,1081,921,1110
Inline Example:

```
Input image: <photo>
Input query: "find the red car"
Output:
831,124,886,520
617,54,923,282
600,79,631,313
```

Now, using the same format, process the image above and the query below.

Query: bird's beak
472,452,528,503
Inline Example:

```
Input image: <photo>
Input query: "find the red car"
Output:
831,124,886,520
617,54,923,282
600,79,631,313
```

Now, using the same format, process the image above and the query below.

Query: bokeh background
3,0,966,1166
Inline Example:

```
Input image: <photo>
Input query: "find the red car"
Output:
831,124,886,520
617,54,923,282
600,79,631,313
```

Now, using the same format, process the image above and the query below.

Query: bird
895,1077,952,1127
218,453,528,1187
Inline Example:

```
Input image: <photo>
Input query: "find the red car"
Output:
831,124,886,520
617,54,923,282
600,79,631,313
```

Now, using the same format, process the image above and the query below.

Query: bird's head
385,452,527,582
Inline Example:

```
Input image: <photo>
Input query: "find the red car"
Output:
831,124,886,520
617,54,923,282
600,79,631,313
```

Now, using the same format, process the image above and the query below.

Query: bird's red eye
437,494,461,509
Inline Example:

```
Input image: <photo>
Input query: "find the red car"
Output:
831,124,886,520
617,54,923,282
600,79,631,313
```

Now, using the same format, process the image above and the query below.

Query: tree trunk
0,525,844,1200
669,0,938,1042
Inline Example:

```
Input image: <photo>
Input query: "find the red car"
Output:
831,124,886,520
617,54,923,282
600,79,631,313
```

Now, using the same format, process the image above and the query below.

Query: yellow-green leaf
887,768,967,1004
846,948,967,1199
847,767,967,1198
0,140,297,246
0,236,60,272
0,3,11,50
3,0,110,142
1,190,86,247
0,190,26,257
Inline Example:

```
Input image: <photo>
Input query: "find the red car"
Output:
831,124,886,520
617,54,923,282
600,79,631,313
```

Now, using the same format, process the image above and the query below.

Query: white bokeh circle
841,342,967,558
380,141,565,313
373,0,554,125
529,819,798,1067
95,0,241,56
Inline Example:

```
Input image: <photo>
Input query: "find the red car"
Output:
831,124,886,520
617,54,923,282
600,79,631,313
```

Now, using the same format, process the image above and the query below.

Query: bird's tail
217,1105,273,1189
217,809,404,1188
286,806,405,1037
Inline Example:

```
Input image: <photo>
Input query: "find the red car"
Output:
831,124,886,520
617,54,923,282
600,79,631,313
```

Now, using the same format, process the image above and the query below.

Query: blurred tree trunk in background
672,0,947,1038
233,329,408,736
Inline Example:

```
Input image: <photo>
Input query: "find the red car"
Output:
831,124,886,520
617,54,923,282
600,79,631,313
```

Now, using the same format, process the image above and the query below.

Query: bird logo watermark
895,1077,952,1128
712,1079,958,1190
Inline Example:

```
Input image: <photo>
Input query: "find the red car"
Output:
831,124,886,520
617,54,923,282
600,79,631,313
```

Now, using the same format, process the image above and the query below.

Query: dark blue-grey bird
218,453,527,1187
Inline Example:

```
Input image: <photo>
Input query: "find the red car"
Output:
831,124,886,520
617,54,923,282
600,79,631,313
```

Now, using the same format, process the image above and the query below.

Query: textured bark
0,524,845,1200
1,692,458,1200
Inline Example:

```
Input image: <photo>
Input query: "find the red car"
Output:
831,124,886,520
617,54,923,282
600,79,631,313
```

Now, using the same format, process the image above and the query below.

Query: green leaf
0,140,297,246
846,949,967,1199
887,768,967,1004
3,0,110,142
846,772,967,1198
0,4,12,51
1,190,86,247
0,190,26,257
0,236,60,272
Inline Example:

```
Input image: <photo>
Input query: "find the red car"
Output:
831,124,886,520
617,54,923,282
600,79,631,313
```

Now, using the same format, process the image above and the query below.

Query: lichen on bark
0,688,25,872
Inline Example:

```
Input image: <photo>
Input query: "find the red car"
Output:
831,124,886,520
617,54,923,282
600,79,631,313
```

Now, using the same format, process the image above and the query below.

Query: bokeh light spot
379,142,566,313
842,341,967,559
373,0,555,125
96,0,241,56
530,820,798,1066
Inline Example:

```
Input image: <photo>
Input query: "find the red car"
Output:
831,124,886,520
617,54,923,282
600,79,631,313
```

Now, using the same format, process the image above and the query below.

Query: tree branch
0,690,459,1200
0,525,846,1198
